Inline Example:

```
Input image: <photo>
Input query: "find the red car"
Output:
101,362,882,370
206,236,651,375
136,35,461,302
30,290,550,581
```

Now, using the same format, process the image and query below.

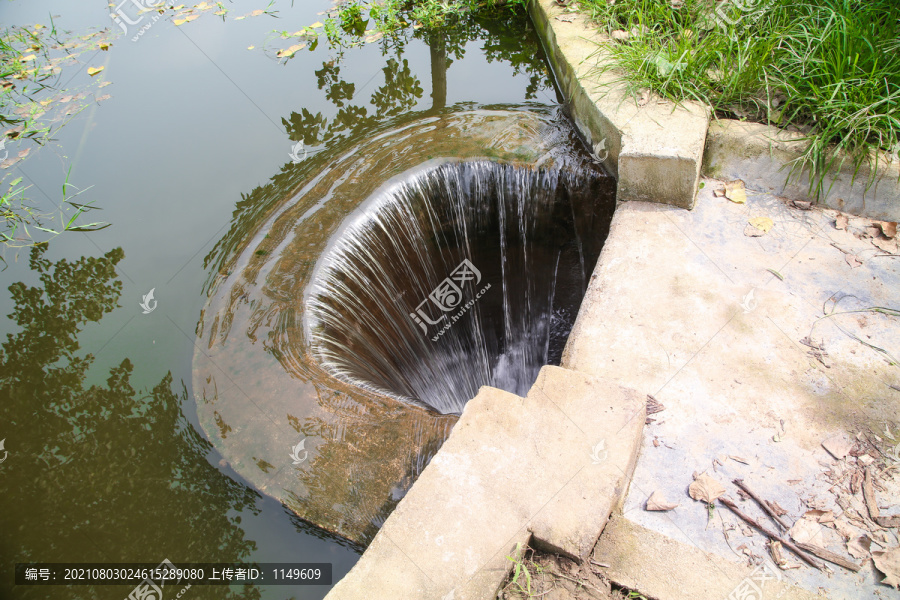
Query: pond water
0,1,568,598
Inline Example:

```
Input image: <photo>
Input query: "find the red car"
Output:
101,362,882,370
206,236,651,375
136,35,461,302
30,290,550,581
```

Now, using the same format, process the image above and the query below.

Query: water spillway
307,160,614,415
193,108,616,544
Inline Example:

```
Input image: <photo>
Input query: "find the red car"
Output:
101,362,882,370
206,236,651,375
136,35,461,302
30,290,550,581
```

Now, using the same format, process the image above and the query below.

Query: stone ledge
703,119,900,221
594,515,824,600
324,365,645,600
528,0,710,210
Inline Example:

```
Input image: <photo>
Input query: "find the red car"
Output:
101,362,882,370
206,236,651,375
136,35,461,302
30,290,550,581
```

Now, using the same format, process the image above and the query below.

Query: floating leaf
310,21,324,28
96,94,111,102
250,9,263,16
86,66,104,76
99,81,112,88
247,45,255,50
276,43,305,58
99,42,111,51
688,473,726,504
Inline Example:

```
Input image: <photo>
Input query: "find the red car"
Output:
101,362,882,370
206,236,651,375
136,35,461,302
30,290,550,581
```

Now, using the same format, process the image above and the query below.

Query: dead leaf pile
832,211,899,255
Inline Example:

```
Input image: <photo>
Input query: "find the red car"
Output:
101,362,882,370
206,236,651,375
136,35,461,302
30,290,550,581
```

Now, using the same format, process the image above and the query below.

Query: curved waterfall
307,159,615,414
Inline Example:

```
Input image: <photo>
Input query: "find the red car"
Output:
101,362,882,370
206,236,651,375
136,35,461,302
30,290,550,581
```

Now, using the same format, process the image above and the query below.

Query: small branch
732,479,791,531
793,542,860,572
718,497,824,570
864,467,900,528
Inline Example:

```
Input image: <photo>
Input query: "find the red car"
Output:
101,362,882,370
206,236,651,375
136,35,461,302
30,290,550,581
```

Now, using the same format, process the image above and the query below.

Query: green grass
577,0,900,199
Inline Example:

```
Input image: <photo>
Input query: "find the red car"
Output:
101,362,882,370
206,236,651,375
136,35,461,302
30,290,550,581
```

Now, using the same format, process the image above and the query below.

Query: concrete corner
529,0,709,210
325,366,645,600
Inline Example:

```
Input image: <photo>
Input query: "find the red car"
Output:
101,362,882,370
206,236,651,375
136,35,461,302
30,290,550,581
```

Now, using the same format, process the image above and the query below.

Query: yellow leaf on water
33,23,45,30
99,81,112,88
86,66,104,76
195,1,210,9
173,4,185,9
214,10,226,15
20,54,36,62
310,21,324,28
748,216,773,234
174,18,187,25
234,15,245,20
247,45,255,50
276,43,306,58
99,42,111,51
250,9,263,16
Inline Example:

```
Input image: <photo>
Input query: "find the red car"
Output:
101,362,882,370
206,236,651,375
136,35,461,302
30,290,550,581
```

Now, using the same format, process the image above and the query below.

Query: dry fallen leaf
611,29,630,41
556,14,576,22
646,490,679,511
276,43,306,58
86,66,104,76
845,254,863,268
724,180,746,204
789,517,825,545
688,473,726,504
873,548,900,589
835,214,849,230
873,238,899,254
637,88,650,107
803,509,835,523
847,535,871,560
748,216,773,234
876,221,897,239
822,433,853,459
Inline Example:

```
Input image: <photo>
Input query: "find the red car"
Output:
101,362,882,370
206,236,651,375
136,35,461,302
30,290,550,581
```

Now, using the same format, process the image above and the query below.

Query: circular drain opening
307,159,615,414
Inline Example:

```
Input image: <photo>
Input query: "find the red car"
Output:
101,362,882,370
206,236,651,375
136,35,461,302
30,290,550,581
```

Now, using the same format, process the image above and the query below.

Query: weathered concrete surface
528,0,709,210
325,366,645,600
594,515,824,600
562,182,900,599
704,119,900,221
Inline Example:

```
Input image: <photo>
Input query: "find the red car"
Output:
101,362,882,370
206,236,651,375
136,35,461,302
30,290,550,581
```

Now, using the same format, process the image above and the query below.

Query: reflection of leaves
0,244,261,599
371,58,423,117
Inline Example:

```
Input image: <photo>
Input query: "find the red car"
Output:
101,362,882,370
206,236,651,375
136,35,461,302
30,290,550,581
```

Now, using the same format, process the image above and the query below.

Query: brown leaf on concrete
877,221,897,239
646,395,665,415
789,518,824,545
646,490,679,511
689,473,726,504
713,187,726,197
845,254,863,268
804,509,835,523
873,548,900,589
847,535,871,559
822,433,853,459
835,214,849,230
873,237,900,254
792,200,812,210
744,224,766,237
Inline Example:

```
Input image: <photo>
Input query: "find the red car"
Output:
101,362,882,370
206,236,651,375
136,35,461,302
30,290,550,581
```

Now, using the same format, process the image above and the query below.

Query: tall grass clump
578,0,900,198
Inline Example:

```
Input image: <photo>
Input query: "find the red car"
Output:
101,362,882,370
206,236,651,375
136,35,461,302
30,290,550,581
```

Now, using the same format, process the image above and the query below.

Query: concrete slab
528,0,709,209
325,366,645,600
704,119,900,221
562,182,900,599
594,515,824,600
